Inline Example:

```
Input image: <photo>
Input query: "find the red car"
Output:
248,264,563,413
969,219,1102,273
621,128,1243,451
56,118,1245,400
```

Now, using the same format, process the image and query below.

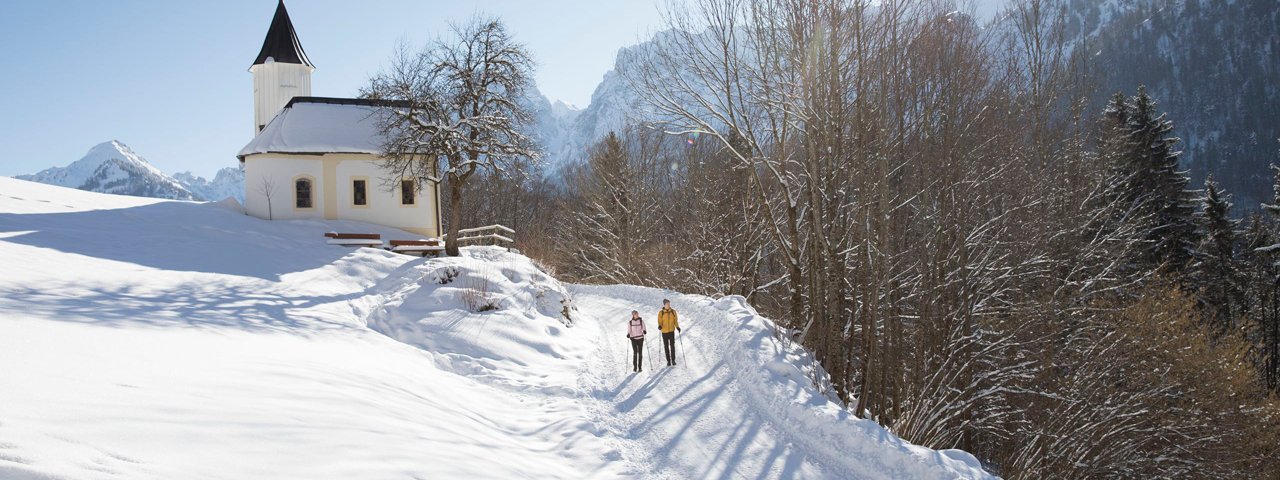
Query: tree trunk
447,181,464,256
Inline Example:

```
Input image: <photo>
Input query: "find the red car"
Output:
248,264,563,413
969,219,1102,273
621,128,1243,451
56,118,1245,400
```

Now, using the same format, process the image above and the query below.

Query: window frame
351,176,369,208
399,178,417,207
293,175,315,211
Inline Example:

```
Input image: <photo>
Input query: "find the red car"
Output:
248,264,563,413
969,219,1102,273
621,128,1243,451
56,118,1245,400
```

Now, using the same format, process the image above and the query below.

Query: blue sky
0,1,665,178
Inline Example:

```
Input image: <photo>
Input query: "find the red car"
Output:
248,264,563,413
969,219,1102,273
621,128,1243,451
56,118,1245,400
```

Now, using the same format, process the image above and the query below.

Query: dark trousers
630,338,644,371
662,332,676,365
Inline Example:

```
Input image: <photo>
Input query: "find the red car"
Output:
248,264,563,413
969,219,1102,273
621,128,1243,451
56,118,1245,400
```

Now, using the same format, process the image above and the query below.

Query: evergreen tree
1251,163,1280,390
1241,213,1280,391
1090,92,1143,267
1121,86,1200,275
1098,92,1132,202
1263,163,1280,217
1099,92,1131,168
559,131,657,284
1191,175,1241,333
1097,92,1133,212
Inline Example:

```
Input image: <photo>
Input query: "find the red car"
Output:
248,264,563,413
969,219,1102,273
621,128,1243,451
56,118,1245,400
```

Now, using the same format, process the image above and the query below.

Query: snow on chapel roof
251,0,314,69
237,97,409,160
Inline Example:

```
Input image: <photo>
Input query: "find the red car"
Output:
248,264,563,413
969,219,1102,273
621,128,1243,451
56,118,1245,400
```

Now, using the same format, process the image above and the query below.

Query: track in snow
574,287,844,479
571,285,991,480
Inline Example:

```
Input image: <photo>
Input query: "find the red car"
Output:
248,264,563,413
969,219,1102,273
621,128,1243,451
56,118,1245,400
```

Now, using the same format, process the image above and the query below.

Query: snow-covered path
574,289,826,479
570,285,991,480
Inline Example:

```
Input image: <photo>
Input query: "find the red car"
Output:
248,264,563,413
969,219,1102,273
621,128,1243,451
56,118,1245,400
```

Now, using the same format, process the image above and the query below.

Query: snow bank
355,246,583,394
709,294,990,477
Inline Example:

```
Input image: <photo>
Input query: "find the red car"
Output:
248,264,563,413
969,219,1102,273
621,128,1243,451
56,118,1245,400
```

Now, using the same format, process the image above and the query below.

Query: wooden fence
445,224,516,249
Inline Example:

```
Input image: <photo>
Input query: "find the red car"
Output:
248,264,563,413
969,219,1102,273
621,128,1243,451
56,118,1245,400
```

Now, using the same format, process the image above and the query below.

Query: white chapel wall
243,153,438,237
243,155,325,221
333,156,437,237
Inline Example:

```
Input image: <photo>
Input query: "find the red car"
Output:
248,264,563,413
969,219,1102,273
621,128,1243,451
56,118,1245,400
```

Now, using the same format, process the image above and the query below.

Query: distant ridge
16,140,244,202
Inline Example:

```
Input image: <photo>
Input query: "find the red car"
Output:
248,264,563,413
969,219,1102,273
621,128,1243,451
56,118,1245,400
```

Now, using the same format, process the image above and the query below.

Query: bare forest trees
365,17,538,256
554,127,766,297
577,0,1280,477
436,158,558,259
626,0,1042,434
421,3,1280,477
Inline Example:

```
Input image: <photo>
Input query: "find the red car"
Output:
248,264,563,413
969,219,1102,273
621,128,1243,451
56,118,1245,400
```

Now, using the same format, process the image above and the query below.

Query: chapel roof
237,97,409,160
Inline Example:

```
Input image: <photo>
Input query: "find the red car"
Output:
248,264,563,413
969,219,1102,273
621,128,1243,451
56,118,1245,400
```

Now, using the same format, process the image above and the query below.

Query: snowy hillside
1073,0,1280,206
0,177,992,479
981,0,1279,205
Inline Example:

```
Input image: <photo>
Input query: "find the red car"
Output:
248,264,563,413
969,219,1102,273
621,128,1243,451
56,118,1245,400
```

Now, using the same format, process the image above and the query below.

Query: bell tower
249,0,314,133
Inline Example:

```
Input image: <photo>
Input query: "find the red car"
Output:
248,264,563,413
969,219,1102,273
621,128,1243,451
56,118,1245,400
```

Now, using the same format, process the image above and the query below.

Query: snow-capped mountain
174,167,245,203
16,140,245,202
534,36,668,177
523,93,583,175
17,140,199,201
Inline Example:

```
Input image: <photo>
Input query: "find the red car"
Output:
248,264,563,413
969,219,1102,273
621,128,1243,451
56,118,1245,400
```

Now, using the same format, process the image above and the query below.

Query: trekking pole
646,334,656,371
678,331,686,368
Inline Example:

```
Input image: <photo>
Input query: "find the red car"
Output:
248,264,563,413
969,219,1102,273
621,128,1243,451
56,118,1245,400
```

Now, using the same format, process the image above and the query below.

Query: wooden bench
324,232,383,247
388,238,445,257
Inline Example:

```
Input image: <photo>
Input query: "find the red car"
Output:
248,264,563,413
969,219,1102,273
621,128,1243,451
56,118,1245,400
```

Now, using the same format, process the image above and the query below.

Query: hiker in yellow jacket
657,299,681,366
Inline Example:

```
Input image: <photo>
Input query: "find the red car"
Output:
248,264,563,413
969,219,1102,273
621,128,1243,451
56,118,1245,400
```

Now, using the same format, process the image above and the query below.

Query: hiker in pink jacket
625,310,647,372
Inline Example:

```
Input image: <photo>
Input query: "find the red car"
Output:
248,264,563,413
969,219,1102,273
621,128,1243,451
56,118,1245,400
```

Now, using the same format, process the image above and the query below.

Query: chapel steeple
249,0,314,133
251,0,314,68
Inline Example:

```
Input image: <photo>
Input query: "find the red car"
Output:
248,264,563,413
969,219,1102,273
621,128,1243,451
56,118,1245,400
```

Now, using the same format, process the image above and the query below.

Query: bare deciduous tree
257,177,276,220
365,16,539,256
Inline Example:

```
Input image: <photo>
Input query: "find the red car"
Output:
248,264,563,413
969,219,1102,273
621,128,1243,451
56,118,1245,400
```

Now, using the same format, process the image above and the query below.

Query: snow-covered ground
0,177,992,479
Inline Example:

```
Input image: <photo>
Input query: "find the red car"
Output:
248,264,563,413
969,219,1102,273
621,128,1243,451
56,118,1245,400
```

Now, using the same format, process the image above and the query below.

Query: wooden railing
445,224,515,248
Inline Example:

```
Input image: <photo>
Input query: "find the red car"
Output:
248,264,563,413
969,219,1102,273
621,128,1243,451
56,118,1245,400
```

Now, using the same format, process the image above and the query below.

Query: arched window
295,178,313,209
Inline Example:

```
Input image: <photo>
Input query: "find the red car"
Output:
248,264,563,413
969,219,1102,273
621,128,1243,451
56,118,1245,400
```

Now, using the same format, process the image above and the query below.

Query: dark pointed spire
251,0,314,69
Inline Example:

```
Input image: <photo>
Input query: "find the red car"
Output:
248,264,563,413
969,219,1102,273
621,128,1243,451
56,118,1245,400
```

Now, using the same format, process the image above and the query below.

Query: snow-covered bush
360,246,577,351
429,265,461,285
461,263,499,312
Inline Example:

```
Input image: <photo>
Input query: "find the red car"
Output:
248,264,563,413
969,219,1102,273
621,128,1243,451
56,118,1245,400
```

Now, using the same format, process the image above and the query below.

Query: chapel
238,0,440,237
